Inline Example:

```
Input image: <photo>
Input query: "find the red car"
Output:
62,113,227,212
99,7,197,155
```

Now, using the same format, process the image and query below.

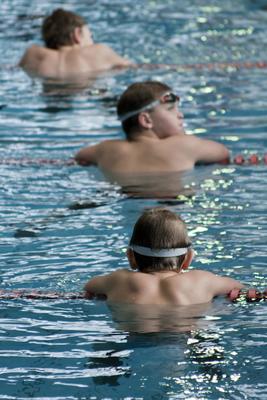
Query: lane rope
228,288,267,302
140,61,267,71
0,154,266,167
0,289,266,302
0,290,85,300
0,158,76,166
222,153,267,165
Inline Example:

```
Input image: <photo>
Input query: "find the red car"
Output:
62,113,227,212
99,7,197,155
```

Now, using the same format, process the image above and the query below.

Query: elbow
19,55,27,69
210,144,230,164
75,150,91,166
123,59,135,67
84,290,95,299
18,48,32,69
74,154,86,166
83,281,95,298
114,59,134,70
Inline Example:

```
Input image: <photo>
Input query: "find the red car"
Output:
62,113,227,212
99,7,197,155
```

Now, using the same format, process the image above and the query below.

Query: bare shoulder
170,134,203,146
168,270,219,295
167,134,198,149
177,269,217,286
182,269,244,295
172,133,229,164
87,268,130,286
92,43,111,52
97,139,130,154
99,139,126,146
162,135,201,166
170,133,218,147
22,45,49,59
185,269,219,280
19,45,53,70
107,268,134,284
75,139,127,166
89,43,132,66
92,43,120,56
81,43,113,58
109,269,150,285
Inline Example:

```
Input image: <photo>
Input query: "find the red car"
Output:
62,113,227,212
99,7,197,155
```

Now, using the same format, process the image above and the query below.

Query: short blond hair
129,208,191,272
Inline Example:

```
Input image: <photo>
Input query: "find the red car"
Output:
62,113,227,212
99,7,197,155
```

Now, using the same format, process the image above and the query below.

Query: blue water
0,0,267,398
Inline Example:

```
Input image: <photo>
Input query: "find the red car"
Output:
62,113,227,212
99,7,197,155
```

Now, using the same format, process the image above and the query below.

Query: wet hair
129,208,191,273
42,9,86,49
117,81,171,139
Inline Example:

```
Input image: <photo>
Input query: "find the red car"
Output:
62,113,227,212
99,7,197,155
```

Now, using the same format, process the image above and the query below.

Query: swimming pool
0,0,266,398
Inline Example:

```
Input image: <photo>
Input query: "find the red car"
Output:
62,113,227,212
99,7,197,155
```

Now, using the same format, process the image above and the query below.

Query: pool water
0,0,267,399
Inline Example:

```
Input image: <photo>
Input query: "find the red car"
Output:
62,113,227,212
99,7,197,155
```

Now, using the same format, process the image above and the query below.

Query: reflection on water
106,169,197,199
109,301,215,333
41,71,119,97
86,302,229,394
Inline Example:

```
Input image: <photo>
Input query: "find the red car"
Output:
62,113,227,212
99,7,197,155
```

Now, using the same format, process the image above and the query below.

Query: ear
72,27,83,44
138,112,153,129
180,248,194,271
127,248,138,270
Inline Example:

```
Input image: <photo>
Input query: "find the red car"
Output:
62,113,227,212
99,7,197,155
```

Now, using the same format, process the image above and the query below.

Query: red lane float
233,154,267,165
219,153,267,166
228,288,267,302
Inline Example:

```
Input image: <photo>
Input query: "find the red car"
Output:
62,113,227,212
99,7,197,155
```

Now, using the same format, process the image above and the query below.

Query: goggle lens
161,92,180,104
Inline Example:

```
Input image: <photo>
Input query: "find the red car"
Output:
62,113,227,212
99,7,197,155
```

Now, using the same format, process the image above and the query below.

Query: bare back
104,138,195,173
103,270,220,305
84,268,244,306
19,44,131,79
76,134,229,174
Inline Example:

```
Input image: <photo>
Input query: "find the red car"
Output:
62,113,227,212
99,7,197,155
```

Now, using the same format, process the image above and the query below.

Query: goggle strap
130,244,191,257
118,91,178,122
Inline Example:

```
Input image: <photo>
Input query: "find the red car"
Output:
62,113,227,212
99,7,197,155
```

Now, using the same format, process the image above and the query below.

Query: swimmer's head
128,208,192,273
117,81,172,139
42,9,90,49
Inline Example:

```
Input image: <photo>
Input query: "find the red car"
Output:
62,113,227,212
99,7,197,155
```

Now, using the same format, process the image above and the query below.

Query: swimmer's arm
84,272,118,299
186,135,230,164
205,272,245,297
19,45,44,68
97,44,134,68
84,275,109,298
19,47,34,68
75,144,99,166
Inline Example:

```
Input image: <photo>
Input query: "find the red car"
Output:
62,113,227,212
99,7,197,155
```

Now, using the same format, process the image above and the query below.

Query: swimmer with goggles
119,92,180,122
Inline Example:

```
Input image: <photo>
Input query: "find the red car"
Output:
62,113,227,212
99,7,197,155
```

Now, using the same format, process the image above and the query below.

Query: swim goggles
119,92,180,122
129,243,191,257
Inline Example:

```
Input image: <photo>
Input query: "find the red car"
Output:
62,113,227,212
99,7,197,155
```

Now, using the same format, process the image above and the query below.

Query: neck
58,44,77,51
129,130,160,142
58,42,93,51
149,270,181,277
141,268,182,275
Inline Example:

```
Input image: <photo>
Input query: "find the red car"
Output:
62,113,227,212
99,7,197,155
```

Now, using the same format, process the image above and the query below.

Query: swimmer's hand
84,290,107,300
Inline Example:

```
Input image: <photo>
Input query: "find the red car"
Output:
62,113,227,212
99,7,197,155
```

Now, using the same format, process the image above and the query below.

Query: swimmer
19,8,132,79
84,208,244,305
75,81,230,175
